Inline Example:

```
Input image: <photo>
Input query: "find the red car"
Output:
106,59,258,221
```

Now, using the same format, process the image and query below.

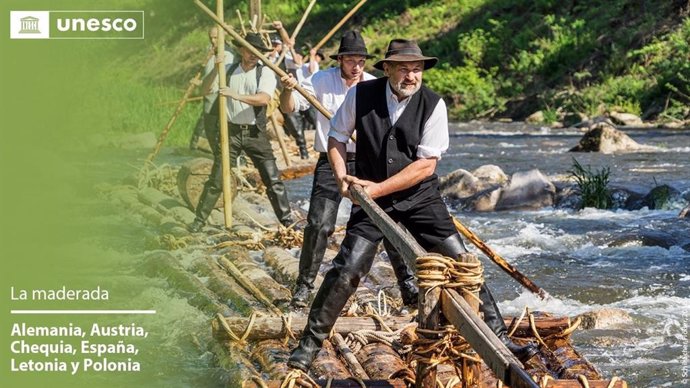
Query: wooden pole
269,114,292,167
313,0,368,52
276,0,317,67
236,9,247,35
194,0,333,120
145,49,213,164
249,0,261,26
452,217,550,300
216,0,233,229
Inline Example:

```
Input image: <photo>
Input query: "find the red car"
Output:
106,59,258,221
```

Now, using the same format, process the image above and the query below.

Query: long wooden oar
195,0,332,120
313,0,368,52
452,217,549,300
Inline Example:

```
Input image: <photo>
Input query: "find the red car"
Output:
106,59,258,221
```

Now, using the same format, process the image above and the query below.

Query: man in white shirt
279,31,418,308
287,39,538,372
189,33,293,232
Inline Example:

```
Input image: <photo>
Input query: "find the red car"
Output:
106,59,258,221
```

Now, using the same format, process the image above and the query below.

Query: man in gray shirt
189,33,293,232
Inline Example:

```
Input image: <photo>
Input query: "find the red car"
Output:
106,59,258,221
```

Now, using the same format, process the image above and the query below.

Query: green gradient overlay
1,1,211,387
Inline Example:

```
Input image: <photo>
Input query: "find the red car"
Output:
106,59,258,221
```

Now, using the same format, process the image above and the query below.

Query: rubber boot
383,239,418,306
288,234,378,371
479,284,539,363
188,180,221,232
255,159,293,226
292,197,340,307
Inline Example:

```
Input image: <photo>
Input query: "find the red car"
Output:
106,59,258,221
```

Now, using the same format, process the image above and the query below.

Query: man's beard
391,79,420,97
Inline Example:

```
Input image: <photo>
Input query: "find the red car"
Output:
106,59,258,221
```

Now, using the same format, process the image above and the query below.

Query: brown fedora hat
373,39,437,70
234,32,272,52
329,30,375,60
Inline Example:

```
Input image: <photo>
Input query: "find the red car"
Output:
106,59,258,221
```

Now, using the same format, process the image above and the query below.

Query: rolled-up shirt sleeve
291,75,314,112
327,85,358,144
417,98,449,159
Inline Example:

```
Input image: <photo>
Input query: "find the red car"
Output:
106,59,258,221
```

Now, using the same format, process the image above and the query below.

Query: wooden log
357,343,408,380
249,339,290,380
441,289,539,388
177,157,237,210
262,246,300,284
212,315,416,341
543,337,600,379
223,246,291,305
332,333,370,379
311,339,352,380
218,255,285,315
189,257,254,314
542,381,627,388
279,162,316,181
140,252,232,316
243,379,409,388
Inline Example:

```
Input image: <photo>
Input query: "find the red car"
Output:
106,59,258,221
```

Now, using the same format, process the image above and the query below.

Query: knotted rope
411,254,484,380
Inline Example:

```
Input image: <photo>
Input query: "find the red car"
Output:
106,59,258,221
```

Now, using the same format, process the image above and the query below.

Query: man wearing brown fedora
278,31,418,309
189,32,293,232
287,39,537,372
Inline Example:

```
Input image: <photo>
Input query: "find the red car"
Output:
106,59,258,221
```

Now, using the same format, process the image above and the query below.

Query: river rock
627,184,683,210
440,165,506,200
576,308,633,329
609,111,643,126
495,169,556,210
526,110,545,123
461,187,502,211
569,121,649,153
608,230,678,249
439,169,478,199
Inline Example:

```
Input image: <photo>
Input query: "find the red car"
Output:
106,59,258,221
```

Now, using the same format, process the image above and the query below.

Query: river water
92,123,689,387
285,122,690,387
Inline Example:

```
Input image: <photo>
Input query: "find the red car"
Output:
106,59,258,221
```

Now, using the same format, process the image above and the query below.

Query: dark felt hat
373,39,438,70
329,30,374,60
235,32,272,52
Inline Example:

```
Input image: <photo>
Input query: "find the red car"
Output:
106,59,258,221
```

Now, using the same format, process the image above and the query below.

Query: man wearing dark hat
278,31,417,309
287,39,538,372
189,32,293,232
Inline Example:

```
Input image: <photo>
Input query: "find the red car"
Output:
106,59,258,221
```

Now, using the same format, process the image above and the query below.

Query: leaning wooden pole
452,217,549,300
195,0,333,120
275,0,317,67
216,0,233,228
269,114,292,167
145,49,213,165
313,0,368,52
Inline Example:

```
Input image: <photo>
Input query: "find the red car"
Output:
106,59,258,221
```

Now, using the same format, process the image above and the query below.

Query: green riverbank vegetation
103,0,690,146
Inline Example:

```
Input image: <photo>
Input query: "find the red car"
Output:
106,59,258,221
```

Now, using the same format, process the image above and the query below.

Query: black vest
354,77,442,211
210,62,267,131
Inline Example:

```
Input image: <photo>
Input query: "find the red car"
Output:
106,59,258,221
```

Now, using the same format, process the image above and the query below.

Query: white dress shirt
202,48,235,114
329,80,449,159
290,67,375,153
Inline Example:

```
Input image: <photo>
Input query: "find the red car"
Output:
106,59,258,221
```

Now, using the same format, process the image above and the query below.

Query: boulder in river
495,169,556,211
439,165,506,200
626,184,683,210
569,121,652,153
609,111,644,126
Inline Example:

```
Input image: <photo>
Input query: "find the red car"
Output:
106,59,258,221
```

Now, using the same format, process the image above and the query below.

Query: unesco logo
10,10,144,39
